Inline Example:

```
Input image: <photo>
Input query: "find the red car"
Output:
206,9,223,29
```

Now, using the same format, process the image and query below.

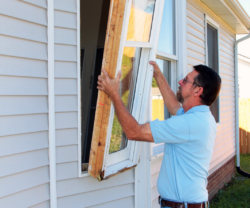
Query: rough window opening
80,0,110,171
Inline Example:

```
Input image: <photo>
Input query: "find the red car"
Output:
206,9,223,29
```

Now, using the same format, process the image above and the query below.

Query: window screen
207,23,219,122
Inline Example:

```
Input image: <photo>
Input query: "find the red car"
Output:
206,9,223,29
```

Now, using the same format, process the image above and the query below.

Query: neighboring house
238,35,250,98
0,0,250,208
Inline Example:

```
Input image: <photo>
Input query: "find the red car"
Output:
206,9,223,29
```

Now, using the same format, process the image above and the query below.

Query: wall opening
80,0,111,171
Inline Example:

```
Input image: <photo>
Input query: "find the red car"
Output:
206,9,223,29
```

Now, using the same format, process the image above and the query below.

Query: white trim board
47,0,57,207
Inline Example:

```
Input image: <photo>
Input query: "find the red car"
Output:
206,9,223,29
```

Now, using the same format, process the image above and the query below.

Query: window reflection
157,0,175,55
126,0,156,42
152,59,171,120
109,47,142,154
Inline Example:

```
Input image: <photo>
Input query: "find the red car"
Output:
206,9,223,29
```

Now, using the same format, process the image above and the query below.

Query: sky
238,0,250,17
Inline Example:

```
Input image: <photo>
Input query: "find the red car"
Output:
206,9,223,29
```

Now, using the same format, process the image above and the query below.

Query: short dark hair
193,65,221,106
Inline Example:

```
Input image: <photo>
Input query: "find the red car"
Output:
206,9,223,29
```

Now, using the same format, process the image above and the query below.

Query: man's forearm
97,68,153,142
155,73,181,115
110,92,140,140
110,92,153,142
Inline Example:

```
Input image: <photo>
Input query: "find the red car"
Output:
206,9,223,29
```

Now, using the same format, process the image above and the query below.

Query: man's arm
97,69,154,142
149,61,181,115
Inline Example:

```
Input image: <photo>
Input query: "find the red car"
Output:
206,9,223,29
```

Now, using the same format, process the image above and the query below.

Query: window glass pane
109,47,142,154
207,23,219,122
126,0,156,42
152,59,171,121
157,0,175,55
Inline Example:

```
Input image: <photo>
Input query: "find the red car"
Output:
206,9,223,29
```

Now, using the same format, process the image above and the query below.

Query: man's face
176,70,199,104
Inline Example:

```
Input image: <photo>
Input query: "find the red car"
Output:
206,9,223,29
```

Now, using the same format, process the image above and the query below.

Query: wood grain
88,0,126,180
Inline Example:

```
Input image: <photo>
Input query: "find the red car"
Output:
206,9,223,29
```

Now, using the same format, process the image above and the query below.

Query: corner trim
47,0,57,207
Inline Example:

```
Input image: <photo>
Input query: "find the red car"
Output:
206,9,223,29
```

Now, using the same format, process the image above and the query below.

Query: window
151,59,172,157
79,0,187,179
206,16,220,123
150,0,177,158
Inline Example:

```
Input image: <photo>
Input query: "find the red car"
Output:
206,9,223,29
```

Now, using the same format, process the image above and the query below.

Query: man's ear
194,86,203,97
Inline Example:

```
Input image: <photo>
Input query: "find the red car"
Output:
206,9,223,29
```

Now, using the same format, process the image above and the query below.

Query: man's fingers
102,68,109,77
149,61,156,65
98,75,104,81
116,70,122,81
97,86,103,91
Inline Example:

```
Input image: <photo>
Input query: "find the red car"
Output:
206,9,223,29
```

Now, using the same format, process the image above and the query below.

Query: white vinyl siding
187,0,236,174
0,1,50,207
151,158,162,208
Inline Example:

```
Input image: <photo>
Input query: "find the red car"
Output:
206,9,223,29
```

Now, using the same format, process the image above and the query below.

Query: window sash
150,60,176,158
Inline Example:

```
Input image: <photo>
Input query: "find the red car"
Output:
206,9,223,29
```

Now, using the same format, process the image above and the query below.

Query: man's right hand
148,60,181,116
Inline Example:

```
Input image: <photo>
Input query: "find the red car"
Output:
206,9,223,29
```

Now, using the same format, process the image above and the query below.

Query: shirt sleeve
150,116,190,144
176,107,184,116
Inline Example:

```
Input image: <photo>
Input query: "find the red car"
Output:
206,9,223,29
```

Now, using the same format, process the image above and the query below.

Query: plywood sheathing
88,0,126,180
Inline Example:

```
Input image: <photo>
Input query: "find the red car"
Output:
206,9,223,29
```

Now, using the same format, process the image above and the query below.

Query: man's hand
97,68,154,143
149,61,162,78
149,61,181,115
97,69,122,99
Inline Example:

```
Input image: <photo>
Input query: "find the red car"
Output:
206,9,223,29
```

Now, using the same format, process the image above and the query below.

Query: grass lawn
210,154,250,208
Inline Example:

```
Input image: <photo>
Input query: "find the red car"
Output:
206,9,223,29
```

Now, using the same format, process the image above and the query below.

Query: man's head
177,65,221,107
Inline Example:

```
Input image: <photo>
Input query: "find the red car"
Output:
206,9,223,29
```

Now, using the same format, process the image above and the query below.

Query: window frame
205,15,221,125
150,59,177,160
101,0,165,179
150,0,188,160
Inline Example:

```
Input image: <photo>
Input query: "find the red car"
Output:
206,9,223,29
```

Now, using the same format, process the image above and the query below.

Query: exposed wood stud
88,0,126,180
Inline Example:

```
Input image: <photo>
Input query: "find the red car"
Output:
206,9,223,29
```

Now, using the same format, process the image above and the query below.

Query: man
97,61,221,208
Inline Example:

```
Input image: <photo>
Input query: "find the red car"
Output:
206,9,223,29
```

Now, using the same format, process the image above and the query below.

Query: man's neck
182,101,203,113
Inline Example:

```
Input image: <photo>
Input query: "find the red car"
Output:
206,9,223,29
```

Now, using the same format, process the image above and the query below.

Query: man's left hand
97,69,122,99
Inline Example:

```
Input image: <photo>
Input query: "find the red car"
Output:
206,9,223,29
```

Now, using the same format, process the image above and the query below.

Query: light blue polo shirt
150,105,217,202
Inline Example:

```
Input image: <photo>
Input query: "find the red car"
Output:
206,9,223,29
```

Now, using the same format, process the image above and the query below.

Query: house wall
0,0,50,207
238,36,250,99
151,0,236,206
238,56,250,98
0,0,135,208
186,0,236,176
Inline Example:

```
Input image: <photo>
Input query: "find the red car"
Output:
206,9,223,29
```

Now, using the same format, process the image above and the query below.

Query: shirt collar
185,105,210,114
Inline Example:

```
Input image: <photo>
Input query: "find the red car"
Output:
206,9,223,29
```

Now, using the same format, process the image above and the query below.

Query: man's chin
176,92,184,103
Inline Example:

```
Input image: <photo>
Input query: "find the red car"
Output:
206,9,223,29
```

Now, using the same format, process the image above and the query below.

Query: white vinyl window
102,0,164,178
150,0,180,159
205,15,221,124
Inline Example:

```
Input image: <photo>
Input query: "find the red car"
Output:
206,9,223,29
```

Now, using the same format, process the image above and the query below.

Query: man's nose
178,79,184,86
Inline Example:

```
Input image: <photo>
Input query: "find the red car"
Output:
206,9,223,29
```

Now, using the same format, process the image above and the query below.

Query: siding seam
0,53,47,61
187,32,205,43
0,13,47,26
187,25,204,36
0,33,47,44
54,9,76,14
0,183,50,200
20,0,47,9
57,183,135,199
0,148,49,161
